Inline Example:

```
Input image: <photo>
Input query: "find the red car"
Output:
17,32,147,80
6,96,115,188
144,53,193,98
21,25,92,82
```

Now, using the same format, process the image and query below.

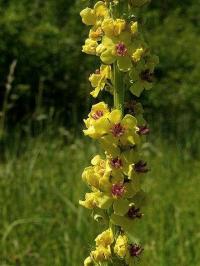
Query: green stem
113,63,125,114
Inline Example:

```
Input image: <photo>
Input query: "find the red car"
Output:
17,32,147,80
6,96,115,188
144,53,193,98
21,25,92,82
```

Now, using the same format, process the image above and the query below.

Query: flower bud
82,39,98,55
80,8,96,25
131,21,138,35
84,256,93,266
132,48,144,62
114,234,128,258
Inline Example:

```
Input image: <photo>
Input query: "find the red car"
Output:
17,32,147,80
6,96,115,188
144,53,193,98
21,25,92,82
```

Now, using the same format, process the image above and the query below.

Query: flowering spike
79,0,158,264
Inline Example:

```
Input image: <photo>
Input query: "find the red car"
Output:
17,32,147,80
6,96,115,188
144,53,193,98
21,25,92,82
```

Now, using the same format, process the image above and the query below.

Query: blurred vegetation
0,135,199,265
0,0,199,141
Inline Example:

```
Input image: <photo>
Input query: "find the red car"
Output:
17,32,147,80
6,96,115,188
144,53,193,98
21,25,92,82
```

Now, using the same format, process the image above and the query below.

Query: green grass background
0,134,199,266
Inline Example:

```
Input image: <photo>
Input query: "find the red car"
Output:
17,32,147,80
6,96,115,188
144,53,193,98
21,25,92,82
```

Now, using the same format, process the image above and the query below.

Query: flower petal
111,214,134,233
100,49,116,64
129,82,144,97
117,57,132,72
97,194,113,209
129,68,139,81
109,109,122,124
122,114,137,128
91,155,101,165
113,199,129,216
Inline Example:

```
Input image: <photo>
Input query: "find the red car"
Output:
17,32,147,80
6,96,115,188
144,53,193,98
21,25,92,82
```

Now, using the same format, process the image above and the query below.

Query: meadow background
0,0,200,265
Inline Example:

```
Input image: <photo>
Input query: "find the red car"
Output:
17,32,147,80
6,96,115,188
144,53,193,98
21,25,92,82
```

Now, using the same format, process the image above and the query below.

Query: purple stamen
134,160,149,173
129,244,144,258
127,206,143,219
110,157,123,169
116,42,128,56
91,110,104,120
111,123,125,137
140,70,153,82
138,125,150,135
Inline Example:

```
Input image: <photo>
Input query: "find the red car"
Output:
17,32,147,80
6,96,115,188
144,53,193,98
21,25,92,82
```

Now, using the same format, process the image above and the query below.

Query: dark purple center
116,42,128,56
134,160,149,173
110,157,123,169
138,125,150,135
127,206,142,219
91,110,104,120
111,123,125,137
125,100,138,116
129,244,144,257
140,70,153,82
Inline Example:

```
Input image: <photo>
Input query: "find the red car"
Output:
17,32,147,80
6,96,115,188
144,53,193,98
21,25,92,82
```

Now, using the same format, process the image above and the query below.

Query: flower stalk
113,63,125,113
79,0,159,265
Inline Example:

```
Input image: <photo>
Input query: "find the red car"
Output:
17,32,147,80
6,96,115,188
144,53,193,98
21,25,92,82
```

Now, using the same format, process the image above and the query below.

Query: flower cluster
81,0,158,98
79,1,158,265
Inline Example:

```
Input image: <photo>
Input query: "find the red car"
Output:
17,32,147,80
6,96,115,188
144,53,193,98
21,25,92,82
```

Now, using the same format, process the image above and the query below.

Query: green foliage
144,4,200,114
0,0,92,128
0,136,199,265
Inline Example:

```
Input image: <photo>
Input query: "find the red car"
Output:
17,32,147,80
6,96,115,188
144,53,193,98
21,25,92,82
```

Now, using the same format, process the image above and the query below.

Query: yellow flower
82,154,112,192
114,234,128,258
82,153,129,194
132,47,144,62
84,256,93,266
82,38,98,55
96,43,107,55
80,1,109,26
84,102,109,125
130,21,138,35
80,8,96,26
95,228,114,247
102,18,126,37
105,149,139,179
101,109,140,147
89,65,112,98
91,246,111,262
91,228,113,262
94,1,109,19
99,31,146,72
89,27,103,40
79,191,100,209
82,165,100,189
83,102,110,139
79,191,113,210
